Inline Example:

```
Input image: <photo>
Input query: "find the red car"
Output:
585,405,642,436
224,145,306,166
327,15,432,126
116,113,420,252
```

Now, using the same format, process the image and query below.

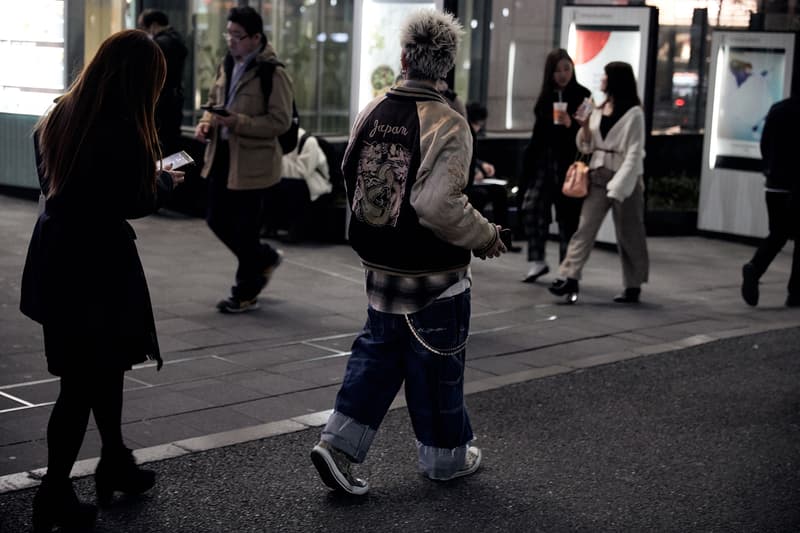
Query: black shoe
95,448,156,506
32,476,97,532
741,263,759,306
216,296,260,314
508,245,522,253
613,287,641,303
548,278,579,303
787,294,800,307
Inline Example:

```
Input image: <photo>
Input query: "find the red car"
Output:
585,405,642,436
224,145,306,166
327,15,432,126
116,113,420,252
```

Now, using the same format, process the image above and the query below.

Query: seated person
263,128,332,242
466,102,520,251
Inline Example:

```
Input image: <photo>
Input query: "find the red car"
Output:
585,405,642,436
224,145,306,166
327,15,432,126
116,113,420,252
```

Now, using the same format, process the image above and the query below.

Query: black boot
548,278,579,303
32,475,97,532
95,447,156,506
613,287,641,303
741,263,759,306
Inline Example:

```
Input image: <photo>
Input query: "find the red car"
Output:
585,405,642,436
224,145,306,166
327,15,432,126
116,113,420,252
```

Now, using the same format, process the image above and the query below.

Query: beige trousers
558,170,649,288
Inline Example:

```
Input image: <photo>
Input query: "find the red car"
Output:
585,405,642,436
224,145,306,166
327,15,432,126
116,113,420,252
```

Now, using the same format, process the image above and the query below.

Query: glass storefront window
266,0,354,134
146,0,354,135
0,1,65,116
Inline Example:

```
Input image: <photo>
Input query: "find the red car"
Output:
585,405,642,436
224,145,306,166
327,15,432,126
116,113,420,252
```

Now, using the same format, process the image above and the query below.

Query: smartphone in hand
200,105,231,117
157,150,194,171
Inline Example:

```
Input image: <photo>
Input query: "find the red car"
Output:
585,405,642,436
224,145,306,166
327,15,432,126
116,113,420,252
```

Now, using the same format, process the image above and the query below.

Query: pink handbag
562,160,589,198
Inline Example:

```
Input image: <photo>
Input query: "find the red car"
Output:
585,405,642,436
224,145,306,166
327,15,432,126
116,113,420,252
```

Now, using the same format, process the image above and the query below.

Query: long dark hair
35,30,166,198
534,48,579,115
604,61,640,118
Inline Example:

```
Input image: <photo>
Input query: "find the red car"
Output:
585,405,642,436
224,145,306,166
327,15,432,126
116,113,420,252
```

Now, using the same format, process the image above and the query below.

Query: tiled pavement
1,193,799,481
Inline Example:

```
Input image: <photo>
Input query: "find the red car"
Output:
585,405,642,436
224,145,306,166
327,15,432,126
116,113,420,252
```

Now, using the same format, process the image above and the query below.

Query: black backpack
258,61,299,154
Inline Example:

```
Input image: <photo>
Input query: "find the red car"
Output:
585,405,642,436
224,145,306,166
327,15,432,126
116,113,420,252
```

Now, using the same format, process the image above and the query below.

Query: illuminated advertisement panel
0,1,65,116
561,6,656,107
571,25,641,104
707,34,792,171
350,0,440,124
698,31,795,237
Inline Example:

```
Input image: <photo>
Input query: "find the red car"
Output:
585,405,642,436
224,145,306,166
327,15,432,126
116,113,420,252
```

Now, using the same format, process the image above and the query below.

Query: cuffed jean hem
416,440,469,479
320,410,376,463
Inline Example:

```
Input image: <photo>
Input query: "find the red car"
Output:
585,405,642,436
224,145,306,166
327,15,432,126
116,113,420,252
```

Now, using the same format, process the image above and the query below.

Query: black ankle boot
548,278,579,296
95,447,156,506
613,287,641,303
548,278,579,303
32,476,97,532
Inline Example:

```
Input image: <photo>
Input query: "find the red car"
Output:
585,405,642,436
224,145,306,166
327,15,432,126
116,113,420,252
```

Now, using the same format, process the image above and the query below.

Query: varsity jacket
343,81,498,275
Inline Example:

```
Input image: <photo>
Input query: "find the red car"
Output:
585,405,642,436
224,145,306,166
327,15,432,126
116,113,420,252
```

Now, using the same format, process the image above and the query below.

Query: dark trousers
523,177,583,263
749,191,799,297
262,178,312,242
46,370,125,481
206,141,280,300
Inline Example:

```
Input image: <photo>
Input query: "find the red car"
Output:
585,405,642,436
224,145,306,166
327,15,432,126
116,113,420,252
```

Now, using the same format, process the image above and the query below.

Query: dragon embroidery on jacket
352,142,411,227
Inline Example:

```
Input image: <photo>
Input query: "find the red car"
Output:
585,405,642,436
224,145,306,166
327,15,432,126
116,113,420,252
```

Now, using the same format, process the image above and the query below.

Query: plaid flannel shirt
365,268,471,315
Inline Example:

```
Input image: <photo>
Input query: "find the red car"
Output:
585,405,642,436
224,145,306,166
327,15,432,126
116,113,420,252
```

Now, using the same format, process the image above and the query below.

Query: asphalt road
1,327,798,533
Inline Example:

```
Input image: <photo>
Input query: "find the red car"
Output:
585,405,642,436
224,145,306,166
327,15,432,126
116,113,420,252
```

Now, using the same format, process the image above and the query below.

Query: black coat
760,97,800,194
523,82,592,192
20,120,173,376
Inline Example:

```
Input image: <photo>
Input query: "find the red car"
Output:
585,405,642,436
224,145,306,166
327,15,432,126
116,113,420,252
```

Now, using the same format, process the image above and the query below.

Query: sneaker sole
217,301,260,314
310,446,368,496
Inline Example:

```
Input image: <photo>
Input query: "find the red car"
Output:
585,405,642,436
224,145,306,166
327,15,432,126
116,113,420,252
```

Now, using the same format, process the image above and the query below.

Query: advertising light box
561,6,657,109
706,33,792,172
350,0,441,124
698,31,795,237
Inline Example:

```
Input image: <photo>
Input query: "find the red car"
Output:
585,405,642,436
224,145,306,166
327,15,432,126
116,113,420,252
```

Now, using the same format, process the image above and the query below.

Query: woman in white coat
549,62,649,303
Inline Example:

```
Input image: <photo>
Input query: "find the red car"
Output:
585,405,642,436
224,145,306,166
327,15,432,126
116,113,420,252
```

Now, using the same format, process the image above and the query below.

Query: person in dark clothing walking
521,49,591,282
194,6,293,313
138,9,188,155
741,96,800,307
20,30,184,532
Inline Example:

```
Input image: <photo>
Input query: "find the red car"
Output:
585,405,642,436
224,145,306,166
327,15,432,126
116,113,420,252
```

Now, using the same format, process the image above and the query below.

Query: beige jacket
200,44,294,190
577,105,645,201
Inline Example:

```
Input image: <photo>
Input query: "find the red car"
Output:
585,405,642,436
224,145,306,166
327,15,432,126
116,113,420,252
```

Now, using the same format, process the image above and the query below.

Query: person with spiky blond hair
310,9,506,495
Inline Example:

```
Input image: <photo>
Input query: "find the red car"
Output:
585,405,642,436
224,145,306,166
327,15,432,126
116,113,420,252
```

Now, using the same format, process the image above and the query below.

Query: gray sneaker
431,446,482,481
310,441,369,495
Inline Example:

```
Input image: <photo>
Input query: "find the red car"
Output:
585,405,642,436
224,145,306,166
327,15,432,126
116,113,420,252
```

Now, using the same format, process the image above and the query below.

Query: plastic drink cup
553,102,568,125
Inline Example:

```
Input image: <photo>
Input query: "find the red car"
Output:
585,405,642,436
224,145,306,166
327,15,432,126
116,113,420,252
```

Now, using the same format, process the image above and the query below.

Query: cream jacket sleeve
576,106,645,202
410,103,497,253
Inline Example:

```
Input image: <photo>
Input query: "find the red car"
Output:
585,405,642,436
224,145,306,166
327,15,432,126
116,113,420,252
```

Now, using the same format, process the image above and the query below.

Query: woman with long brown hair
20,30,183,531
521,49,591,282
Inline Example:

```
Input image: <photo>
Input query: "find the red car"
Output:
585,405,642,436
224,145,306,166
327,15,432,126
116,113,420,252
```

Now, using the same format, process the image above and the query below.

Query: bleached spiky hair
400,10,463,81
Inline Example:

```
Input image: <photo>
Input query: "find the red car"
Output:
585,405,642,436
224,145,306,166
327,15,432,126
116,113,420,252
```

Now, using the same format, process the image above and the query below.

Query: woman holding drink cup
520,48,591,282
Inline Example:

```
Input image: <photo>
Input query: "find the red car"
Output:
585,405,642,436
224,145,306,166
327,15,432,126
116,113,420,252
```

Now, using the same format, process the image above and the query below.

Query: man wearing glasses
195,6,293,313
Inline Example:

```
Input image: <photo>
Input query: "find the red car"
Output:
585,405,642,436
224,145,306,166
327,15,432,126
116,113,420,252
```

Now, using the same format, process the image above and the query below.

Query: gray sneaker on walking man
309,9,506,495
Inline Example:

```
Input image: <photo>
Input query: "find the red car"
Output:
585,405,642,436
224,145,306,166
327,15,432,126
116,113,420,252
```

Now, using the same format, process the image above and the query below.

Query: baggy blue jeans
321,290,474,479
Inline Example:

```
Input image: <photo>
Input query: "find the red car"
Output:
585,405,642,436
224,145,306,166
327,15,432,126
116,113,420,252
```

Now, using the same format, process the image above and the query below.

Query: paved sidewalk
0,327,797,532
0,192,799,485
